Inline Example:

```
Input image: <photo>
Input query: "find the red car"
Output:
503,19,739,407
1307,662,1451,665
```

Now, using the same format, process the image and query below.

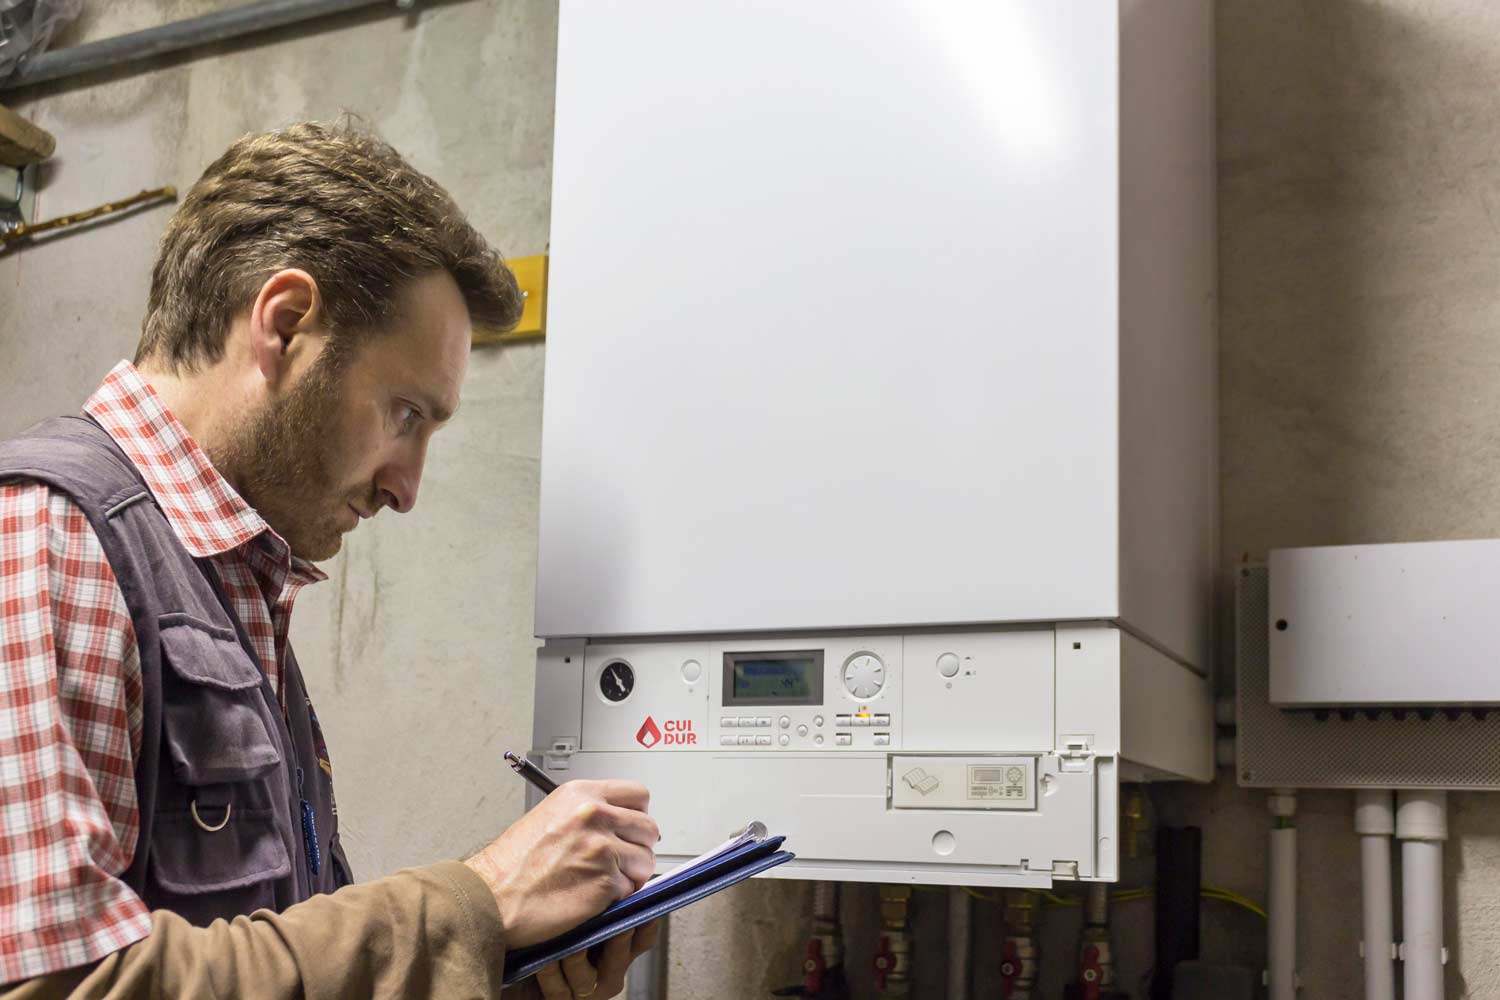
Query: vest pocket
150,804,293,894
150,619,293,921
158,618,282,784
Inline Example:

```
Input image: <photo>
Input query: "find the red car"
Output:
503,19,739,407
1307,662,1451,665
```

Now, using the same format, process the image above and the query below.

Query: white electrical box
530,0,1216,887
1269,541,1500,706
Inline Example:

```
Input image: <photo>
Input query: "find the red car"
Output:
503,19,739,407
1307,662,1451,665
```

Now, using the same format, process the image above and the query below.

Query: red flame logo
636,716,662,748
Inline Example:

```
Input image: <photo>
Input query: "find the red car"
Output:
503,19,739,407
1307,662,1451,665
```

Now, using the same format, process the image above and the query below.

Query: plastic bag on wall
0,0,83,81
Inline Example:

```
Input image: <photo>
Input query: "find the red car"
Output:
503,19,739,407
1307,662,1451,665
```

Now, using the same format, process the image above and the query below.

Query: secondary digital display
723,650,824,707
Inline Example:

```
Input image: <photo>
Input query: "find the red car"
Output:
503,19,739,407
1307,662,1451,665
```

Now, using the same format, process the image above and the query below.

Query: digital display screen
723,650,824,706
734,659,815,699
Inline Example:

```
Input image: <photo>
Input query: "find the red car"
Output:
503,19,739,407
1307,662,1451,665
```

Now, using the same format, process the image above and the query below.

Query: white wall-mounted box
531,0,1216,886
1270,540,1500,706
537,0,1217,672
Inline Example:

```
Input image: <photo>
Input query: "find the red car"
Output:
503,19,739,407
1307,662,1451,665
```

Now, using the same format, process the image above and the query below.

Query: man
0,122,657,999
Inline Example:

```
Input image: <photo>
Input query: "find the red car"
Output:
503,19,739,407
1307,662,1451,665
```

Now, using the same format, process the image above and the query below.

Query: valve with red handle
770,933,850,999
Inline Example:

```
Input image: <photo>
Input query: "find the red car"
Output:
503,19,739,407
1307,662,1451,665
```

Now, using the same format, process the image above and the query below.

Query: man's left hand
518,921,660,1000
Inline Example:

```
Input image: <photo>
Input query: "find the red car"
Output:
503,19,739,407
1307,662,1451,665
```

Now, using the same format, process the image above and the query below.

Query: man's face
228,270,473,561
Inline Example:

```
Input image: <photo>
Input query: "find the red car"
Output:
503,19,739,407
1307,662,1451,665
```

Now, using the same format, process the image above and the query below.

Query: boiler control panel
575,636,920,754
529,625,1211,887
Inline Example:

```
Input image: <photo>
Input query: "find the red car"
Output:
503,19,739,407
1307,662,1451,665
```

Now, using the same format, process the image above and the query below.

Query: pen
504,750,560,795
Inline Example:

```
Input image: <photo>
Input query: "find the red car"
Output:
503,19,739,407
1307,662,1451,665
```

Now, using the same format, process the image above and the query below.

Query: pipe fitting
1355,789,1396,837
1396,791,1448,842
1214,695,1237,728
1216,736,1237,769
1268,788,1297,820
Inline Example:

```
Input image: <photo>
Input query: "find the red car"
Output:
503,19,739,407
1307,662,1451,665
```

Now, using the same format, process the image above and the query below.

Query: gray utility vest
0,416,350,924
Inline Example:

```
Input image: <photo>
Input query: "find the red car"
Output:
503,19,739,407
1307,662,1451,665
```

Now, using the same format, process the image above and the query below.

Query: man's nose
375,444,426,514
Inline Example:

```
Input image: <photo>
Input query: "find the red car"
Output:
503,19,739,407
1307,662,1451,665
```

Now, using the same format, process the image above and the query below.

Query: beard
214,352,372,562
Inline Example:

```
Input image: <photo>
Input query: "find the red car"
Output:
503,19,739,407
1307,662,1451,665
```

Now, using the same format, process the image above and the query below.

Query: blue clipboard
501,839,795,985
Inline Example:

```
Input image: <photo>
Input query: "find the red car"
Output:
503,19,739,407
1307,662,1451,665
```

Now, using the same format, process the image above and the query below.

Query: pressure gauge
842,653,886,700
599,660,635,702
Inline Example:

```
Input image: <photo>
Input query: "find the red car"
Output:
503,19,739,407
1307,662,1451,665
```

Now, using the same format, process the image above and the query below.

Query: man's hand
529,922,660,999
464,780,659,948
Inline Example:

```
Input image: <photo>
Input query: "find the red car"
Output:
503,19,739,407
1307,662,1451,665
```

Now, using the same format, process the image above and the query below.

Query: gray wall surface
4,1,1500,997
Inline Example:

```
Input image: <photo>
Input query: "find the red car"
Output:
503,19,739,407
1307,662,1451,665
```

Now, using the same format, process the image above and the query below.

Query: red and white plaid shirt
0,362,325,984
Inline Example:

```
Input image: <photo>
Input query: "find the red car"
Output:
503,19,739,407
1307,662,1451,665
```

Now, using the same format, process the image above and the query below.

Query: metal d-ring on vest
190,799,232,833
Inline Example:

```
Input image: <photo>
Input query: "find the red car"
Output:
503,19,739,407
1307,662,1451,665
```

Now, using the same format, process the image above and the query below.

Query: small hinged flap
545,738,577,770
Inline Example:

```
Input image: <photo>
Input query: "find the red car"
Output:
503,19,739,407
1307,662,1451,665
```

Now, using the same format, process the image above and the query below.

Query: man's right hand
464,780,659,948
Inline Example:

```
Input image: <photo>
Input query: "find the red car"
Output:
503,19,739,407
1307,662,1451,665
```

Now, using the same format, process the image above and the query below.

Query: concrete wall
6,1,1500,998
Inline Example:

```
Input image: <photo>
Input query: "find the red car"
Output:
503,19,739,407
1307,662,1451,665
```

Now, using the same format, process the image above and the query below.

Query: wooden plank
0,104,56,167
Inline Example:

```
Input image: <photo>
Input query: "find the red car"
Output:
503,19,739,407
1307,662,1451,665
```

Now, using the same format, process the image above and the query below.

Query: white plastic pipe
1397,791,1447,1000
1267,790,1298,1000
1354,790,1395,1000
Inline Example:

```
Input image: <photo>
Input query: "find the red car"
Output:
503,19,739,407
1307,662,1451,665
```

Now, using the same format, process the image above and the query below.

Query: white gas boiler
529,0,1216,887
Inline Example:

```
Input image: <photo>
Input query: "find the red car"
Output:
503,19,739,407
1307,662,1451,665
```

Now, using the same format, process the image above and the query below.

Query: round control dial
599,660,635,702
842,652,886,700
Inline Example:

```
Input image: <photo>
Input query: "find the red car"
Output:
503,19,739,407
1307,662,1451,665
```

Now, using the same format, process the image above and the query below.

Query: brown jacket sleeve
1,861,539,1000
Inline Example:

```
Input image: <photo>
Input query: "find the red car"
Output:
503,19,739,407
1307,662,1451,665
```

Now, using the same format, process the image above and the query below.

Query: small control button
779,716,791,729
835,733,852,746
874,714,891,726
721,717,736,728
738,735,756,746
851,716,871,727
682,659,703,683
797,724,809,737
720,735,737,746
814,734,824,745
814,715,825,727
779,734,790,746
873,733,891,746
738,716,756,727
938,652,961,678
756,735,772,746
757,716,772,727
835,714,852,726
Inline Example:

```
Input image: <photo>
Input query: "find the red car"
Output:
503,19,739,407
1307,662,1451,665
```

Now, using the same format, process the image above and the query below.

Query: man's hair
135,120,523,371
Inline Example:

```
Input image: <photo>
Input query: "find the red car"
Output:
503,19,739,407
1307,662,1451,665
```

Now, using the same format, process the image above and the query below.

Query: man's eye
398,405,421,431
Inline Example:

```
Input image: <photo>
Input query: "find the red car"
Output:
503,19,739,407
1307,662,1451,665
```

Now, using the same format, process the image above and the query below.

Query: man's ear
248,269,327,387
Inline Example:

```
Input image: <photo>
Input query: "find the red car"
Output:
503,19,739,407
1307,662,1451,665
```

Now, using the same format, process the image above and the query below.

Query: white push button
738,735,755,746
873,733,890,746
814,734,824,745
835,733,852,746
814,716,825,727
756,735,772,746
721,717,736,728
851,716,871,727
873,714,891,726
738,716,756,727
779,716,791,729
756,716,772,728
938,652,961,678
797,724,809,737
682,659,703,683
835,714,852,726
779,734,790,746
720,735,737,746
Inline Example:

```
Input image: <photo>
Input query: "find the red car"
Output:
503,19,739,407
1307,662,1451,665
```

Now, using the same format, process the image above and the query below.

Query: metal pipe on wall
1397,791,1448,1000
946,887,971,1000
625,914,668,1000
3,0,395,91
1001,890,1039,1000
1354,790,1396,1000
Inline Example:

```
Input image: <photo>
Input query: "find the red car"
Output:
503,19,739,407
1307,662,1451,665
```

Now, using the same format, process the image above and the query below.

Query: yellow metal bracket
476,253,547,346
